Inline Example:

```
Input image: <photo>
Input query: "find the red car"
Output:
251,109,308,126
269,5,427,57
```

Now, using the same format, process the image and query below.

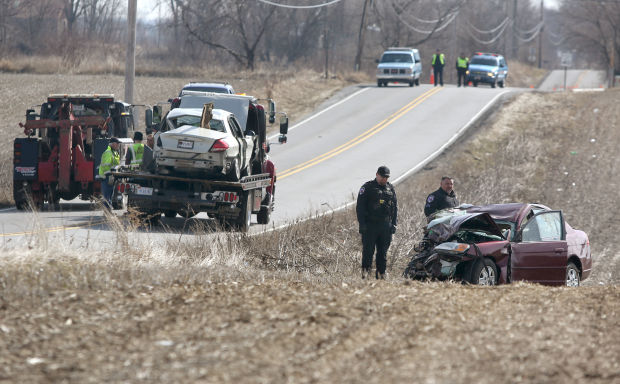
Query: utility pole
354,0,370,71
125,0,137,104
537,0,544,68
323,7,329,79
511,0,518,59
611,28,616,88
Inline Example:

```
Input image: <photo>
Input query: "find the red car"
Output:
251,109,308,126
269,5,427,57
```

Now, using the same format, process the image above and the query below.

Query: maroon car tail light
209,139,229,152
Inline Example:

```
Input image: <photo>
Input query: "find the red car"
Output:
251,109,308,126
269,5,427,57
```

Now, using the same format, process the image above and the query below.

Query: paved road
538,69,606,91
0,84,513,248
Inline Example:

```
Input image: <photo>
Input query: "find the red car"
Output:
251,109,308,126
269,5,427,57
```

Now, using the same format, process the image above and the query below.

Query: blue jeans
101,179,113,209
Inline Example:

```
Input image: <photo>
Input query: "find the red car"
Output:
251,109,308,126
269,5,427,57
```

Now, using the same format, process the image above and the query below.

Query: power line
514,21,544,43
466,20,511,45
467,17,510,34
514,21,544,36
392,8,459,34
389,1,444,23
256,0,343,9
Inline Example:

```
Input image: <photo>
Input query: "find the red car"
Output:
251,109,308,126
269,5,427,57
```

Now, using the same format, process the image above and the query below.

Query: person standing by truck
125,131,144,168
432,49,445,86
99,137,121,209
456,53,469,87
356,166,398,279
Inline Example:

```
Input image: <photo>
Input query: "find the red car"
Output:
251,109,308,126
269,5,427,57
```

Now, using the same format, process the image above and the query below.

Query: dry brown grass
507,61,549,88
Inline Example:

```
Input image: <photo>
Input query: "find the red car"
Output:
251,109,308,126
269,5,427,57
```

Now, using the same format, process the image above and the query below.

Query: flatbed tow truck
111,92,287,232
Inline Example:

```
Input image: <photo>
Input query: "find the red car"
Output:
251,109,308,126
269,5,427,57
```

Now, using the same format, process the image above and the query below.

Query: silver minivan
376,47,422,87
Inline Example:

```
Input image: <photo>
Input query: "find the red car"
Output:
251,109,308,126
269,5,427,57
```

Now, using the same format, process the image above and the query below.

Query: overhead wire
514,21,544,36
389,1,442,23
467,17,510,34
514,21,544,43
547,31,566,46
256,0,342,9
392,8,459,34
465,19,511,45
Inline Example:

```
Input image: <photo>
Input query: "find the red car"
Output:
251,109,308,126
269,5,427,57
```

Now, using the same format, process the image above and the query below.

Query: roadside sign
561,53,572,67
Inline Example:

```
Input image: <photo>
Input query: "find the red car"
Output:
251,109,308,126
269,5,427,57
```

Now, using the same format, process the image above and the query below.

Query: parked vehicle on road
404,203,591,286
112,93,288,231
376,47,422,87
466,52,508,88
169,82,235,109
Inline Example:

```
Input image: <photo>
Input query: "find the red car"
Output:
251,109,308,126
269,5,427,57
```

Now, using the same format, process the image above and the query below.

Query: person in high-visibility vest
99,137,121,209
431,49,445,86
125,131,145,168
456,53,470,87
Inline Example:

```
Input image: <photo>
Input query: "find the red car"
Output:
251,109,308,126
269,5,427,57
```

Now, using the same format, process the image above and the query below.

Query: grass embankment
1,88,619,382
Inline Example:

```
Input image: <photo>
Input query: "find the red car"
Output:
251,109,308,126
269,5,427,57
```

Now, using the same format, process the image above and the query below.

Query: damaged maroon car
404,203,592,286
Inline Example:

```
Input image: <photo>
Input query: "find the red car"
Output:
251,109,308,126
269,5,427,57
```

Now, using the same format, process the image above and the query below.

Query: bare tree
180,0,276,70
83,0,121,39
559,0,620,76
0,0,26,53
63,0,85,36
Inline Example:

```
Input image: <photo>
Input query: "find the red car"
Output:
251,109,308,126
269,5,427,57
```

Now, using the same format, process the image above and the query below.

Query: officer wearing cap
424,176,459,219
356,166,398,279
99,137,121,209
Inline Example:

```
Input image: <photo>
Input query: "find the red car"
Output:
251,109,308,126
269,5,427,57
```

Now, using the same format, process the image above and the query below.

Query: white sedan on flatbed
155,108,255,180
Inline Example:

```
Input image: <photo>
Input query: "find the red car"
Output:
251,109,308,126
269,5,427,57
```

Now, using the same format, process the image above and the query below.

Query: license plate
177,140,194,149
136,186,153,195
474,76,481,80
391,69,398,74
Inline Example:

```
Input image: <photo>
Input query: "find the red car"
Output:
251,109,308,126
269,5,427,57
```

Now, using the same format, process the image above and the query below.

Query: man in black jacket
424,176,459,218
356,166,398,279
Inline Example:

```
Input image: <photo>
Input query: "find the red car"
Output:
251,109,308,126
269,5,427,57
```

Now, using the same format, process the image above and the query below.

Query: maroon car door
510,211,568,285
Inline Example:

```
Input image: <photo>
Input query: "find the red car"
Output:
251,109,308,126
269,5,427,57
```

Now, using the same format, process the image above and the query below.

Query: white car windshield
167,116,226,132
470,57,498,66
381,53,413,63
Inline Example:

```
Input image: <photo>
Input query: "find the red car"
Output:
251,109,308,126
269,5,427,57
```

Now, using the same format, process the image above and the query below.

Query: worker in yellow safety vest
431,49,445,86
456,53,470,87
126,131,145,168
99,137,121,209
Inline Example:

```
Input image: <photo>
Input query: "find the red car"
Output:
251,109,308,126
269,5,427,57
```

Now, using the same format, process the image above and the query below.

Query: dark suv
466,53,508,88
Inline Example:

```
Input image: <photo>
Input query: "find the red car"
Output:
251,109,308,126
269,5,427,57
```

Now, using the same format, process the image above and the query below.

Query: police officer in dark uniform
424,176,459,218
356,166,398,279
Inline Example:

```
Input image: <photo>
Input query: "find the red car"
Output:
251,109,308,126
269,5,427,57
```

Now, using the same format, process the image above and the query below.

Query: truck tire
14,183,30,210
415,78,420,86
257,206,271,225
236,191,252,232
178,208,196,219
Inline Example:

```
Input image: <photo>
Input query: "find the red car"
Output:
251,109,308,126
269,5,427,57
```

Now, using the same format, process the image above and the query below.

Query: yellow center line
0,219,107,237
279,86,443,180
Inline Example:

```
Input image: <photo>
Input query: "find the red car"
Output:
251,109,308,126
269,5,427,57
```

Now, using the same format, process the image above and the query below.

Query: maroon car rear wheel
566,262,580,287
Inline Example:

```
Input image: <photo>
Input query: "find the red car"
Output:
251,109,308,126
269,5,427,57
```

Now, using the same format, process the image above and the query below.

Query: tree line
1,0,618,78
